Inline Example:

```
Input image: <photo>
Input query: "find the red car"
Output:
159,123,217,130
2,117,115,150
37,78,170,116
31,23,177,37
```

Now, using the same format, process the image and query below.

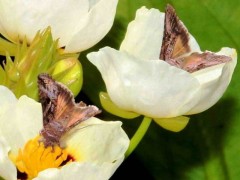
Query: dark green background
79,0,240,179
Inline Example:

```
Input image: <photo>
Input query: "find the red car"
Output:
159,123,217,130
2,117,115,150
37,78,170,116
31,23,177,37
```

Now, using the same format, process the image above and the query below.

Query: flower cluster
0,0,237,179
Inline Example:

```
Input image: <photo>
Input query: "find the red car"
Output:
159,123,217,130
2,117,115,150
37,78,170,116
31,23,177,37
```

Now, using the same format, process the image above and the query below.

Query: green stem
125,116,152,158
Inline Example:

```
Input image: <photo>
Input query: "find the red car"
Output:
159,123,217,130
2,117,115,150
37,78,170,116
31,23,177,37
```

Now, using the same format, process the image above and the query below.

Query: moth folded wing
38,73,59,104
38,74,59,126
168,52,232,73
53,80,101,128
53,81,77,123
160,4,190,60
40,81,81,146
65,104,101,130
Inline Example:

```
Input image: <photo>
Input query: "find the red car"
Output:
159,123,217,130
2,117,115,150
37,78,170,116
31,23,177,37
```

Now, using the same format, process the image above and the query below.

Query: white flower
87,7,237,120
0,86,129,180
0,0,118,53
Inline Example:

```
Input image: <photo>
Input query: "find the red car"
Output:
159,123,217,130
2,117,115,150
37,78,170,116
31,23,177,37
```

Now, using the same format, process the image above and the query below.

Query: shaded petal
0,136,17,180
88,0,101,9
186,48,237,114
120,7,164,60
65,0,118,52
179,21,201,53
88,47,201,118
35,160,123,180
0,95,43,155
0,0,89,46
62,117,129,163
188,34,201,53
0,86,17,115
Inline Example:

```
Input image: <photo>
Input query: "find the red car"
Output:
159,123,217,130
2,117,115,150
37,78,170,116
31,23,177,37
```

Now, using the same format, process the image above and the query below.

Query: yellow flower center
11,136,74,179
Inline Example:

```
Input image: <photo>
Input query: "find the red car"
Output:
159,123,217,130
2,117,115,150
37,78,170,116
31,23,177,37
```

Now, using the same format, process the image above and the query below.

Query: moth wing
54,82,101,129
167,52,232,73
65,104,101,130
160,4,190,60
38,74,59,125
182,52,232,73
53,82,77,123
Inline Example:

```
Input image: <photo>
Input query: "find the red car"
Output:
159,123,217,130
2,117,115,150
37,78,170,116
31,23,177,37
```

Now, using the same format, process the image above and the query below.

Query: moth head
38,73,55,89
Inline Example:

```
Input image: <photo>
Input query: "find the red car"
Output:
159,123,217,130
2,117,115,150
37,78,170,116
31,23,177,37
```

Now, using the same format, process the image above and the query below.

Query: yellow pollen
13,136,69,179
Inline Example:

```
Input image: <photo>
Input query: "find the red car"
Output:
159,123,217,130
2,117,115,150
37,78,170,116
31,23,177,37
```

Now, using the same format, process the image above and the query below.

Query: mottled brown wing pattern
160,4,190,60
38,73,101,146
160,4,232,72
53,81,101,129
38,74,59,126
166,52,232,73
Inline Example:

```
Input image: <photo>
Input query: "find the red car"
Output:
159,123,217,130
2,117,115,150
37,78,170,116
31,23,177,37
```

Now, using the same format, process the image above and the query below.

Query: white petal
35,159,124,180
0,95,43,155
120,7,164,60
88,47,201,118
65,0,118,52
88,0,101,8
0,136,17,180
61,117,129,163
186,47,237,114
0,86,17,115
0,0,89,46
188,34,201,52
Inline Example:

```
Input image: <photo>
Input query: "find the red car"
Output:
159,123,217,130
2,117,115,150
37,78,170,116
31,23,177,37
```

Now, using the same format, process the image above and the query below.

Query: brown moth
38,73,101,147
160,4,231,72
160,4,190,60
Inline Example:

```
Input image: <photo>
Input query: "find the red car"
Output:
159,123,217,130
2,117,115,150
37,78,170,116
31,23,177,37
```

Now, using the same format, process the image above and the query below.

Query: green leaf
80,0,240,179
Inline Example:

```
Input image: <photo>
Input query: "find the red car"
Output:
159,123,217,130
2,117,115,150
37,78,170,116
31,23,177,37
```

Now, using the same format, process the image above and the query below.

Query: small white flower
87,7,237,121
0,86,129,180
0,0,118,53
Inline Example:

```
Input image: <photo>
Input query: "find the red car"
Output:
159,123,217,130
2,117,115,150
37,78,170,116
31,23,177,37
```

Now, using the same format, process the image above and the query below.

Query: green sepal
153,116,190,132
99,92,140,119
0,36,18,56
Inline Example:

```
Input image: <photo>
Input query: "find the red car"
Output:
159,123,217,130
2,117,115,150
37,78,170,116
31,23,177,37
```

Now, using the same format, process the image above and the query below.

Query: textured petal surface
35,160,123,180
0,92,43,155
120,7,164,60
0,137,17,180
65,0,118,52
62,117,129,163
88,47,201,118
187,47,237,114
0,0,89,46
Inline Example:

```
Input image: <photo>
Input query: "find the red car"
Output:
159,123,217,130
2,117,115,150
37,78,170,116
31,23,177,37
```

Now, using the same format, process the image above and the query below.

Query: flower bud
52,57,83,97
0,28,82,100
